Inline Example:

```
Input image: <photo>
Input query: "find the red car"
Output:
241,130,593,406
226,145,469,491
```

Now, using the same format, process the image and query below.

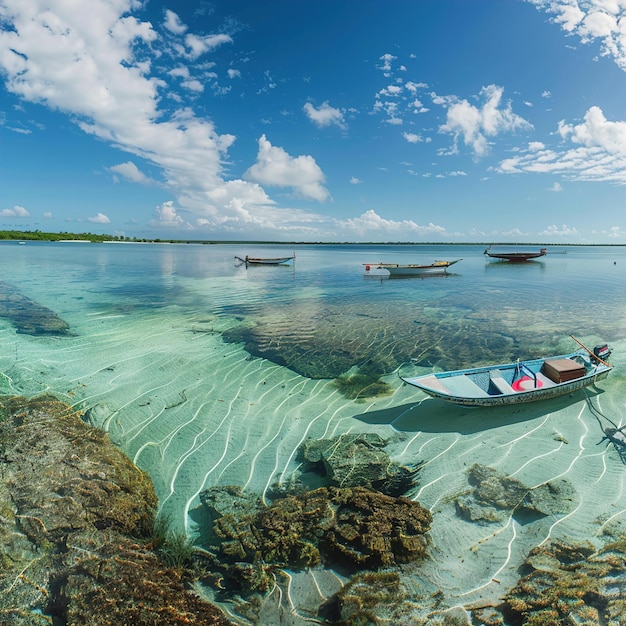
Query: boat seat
439,374,489,398
536,372,556,387
489,371,515,394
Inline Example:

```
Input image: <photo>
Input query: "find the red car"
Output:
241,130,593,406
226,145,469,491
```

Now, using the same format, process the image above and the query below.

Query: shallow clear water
2,241,626,612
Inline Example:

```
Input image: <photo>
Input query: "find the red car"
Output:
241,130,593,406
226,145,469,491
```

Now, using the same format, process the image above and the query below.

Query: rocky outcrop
0,395,232,626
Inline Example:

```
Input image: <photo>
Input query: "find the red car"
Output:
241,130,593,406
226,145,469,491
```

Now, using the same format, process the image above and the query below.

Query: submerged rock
301,433,422,496
457,464,577,525
0,281,70,335
0,395,232,626
220,298,527,379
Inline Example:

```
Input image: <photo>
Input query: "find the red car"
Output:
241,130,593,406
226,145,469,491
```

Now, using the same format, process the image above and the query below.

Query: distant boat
364,259,462,277
235,253,295,266
484,245,547,261
399,337,612,407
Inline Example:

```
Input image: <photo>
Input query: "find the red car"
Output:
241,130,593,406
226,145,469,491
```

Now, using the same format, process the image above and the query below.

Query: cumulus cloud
403,132,423,143
303,101,346,129
594,226,626,238
377,53,397,76
373,76,429,125
163,9,187,35
88,212,111,224
538,224,578,237
244,135,330,202
0,205,29,217
529,0,626,70
497,106,626,182
0,0,327,235
109,161,153,184
149,200,193,229
434,84,532,156
335,209,447,237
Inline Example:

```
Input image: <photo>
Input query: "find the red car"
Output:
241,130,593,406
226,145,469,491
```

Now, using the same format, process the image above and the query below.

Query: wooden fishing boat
235,253,295,266
484,245,547,261
399,337,612,407
364,258,462,277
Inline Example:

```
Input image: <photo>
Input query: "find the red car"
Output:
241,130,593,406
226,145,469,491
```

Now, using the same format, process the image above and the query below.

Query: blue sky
2,0,626,242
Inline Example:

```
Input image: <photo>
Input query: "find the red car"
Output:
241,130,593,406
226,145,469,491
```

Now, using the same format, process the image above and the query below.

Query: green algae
332,371,392,400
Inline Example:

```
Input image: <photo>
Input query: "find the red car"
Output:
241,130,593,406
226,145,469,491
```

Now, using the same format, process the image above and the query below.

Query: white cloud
559,106,626,153
550,182,563,191
350,177,362,184
183,33,232,60
336,209,447,237
377,53,397,75
529,0,626,70
0,205,29,217
163,10,187,35
497,106,626,182
109,161,153,184
373,78,429,125
0,0,298,233
403,132,423,143
594,225,626,238
244,135,330,202
88,212,111,224
149,200,193,229
435,85,532,156
227,68,241,79
43,211,53,219
538,223,578,237
303,101,346,129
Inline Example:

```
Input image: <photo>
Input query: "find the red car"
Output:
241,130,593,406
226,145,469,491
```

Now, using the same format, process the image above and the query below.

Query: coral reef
0,395,232,625
500,538,626,625
199,485,432,596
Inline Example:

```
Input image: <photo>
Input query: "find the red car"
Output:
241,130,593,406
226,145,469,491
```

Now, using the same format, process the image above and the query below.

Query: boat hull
368,258,462,277
386,265,452,276
236,255,295,265
400,351,612,407
484,248,547,262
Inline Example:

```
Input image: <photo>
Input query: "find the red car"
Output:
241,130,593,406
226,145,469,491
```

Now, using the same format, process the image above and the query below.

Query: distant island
0,230,624,246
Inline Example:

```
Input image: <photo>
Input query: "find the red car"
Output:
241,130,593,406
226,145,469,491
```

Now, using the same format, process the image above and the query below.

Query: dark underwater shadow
353,387,606,435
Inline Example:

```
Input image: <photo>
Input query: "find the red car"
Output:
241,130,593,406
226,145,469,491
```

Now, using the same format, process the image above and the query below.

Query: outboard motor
593,344,611,361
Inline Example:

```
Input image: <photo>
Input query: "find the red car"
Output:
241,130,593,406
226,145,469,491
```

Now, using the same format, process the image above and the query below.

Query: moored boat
236,253,295,265
364,258,462,277
399,337,612,407
484,245,547,261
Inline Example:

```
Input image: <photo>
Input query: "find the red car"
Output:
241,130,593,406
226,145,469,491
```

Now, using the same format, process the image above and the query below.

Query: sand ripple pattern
2,306,625,611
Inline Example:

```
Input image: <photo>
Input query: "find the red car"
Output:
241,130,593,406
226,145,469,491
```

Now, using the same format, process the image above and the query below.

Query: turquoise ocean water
2,241,626,616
